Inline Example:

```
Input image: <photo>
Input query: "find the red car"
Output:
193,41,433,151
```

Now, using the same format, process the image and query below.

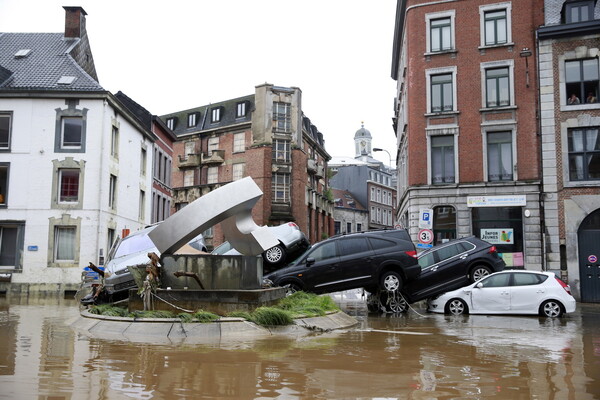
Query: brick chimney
63,6,87,39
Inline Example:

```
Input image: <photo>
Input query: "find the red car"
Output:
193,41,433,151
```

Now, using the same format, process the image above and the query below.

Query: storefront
468,195,526,268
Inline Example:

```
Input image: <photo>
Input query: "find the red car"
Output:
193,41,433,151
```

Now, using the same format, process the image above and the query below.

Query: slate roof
0,32,103,91
160,94,255,137
332,189,367,211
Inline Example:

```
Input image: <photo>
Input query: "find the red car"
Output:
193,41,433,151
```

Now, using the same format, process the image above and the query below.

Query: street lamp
373,148,392,170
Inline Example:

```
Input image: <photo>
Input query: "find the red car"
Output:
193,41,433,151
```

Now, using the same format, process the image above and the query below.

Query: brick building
161,83,333,249
391,0,544,268
538,0,600,301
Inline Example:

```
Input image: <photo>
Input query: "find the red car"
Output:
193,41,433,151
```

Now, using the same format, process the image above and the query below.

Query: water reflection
0,297,599,399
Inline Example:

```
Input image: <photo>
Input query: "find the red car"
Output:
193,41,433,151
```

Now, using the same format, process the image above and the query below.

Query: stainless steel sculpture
148,177,278,256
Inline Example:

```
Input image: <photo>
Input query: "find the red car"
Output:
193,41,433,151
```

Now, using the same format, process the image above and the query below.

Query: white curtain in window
56,227,75,261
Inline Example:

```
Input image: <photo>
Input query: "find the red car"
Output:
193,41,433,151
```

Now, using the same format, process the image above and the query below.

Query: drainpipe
97,97,108,265
535,30,546,272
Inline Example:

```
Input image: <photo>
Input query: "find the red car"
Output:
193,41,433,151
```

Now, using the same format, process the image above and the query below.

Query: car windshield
212,241,233,255
113,231,156,258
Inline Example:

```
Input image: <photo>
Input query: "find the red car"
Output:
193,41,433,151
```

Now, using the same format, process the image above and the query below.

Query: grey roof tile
0,32,103,91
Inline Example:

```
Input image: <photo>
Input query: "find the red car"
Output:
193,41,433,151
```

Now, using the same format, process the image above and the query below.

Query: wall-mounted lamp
520,47,533,88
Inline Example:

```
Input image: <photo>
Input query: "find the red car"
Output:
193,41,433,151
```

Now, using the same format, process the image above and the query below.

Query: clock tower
354,122,372,158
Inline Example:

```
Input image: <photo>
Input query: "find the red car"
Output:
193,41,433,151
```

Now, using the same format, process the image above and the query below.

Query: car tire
380,291,409,313
445,298,468,315
281,282,302,296
470,265,492,283
380,271,403,292
539,300,564,318
263,244,286,265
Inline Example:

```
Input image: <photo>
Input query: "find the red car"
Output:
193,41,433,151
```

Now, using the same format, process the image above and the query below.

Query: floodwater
1,294,599,400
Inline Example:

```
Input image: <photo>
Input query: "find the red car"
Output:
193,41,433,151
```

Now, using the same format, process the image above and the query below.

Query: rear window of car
368,237,396,250
338,237,370,255
512,273,547,286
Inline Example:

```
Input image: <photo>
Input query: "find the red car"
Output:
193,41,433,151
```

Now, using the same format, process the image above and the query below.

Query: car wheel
282,282,302,296
470,265,492,283
263,244,286,265
380,271,403,292
445,298,468,315
380,291,409,313
540,300,564,318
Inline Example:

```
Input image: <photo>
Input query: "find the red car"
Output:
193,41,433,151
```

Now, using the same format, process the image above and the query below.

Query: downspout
97,97,109,265
535,30,546,271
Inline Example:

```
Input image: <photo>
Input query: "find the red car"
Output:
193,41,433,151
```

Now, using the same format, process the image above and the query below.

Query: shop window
568,127,600,181
433,206,456,245
472,207,523,267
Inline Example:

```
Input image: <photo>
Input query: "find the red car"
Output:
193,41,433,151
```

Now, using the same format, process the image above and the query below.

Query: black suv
263,229,420,295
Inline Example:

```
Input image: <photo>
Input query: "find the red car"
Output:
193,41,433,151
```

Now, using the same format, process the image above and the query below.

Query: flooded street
1,294,599,399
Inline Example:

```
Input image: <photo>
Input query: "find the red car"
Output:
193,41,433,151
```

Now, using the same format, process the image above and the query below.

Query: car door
509,273,547,313
407,243,470,300
336,237,375,290
470,273,512,312
299,240,341,293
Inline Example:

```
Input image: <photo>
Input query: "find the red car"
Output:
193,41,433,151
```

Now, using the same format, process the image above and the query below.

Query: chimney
63,6,87,39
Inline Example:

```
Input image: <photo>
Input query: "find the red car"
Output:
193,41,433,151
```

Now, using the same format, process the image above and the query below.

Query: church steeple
354,122,372,158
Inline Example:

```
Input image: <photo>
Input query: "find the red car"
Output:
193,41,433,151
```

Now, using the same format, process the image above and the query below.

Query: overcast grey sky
0,0,398,160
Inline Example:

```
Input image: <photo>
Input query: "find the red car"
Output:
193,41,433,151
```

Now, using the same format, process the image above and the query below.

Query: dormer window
236,102,247,118
211,107,222,123
57,76,76,85
187,112,198,127
166,117,176,130
565,1,594,23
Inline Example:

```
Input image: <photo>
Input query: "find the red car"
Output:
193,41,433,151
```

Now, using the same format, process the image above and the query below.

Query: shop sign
480,228,514,244
467,195,526,207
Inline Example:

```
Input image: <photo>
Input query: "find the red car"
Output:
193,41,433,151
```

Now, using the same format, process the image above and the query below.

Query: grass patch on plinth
88,291,339,326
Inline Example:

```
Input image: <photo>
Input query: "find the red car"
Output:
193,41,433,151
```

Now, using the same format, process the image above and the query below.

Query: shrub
250,307,293,326
193,311,219,323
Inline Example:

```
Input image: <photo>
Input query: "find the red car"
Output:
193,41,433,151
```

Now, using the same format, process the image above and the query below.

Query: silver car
102,225,206,299
212,222,309,273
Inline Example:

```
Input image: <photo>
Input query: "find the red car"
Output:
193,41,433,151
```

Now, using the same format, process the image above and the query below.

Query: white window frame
140,147,147,176
187,113,197,127
425,10,455,54
211,108,221,123
426,66,457,114
272,173,290,203
479,2,512,48
207,166,218,184
232,163,245,181
233,133,245,153
482,126,517,182
480,60,515,109
108,174,117,209
208,137,219,156
54,226,76,262
139,190,145,220
426,131,459,185
166,118,175,130
236,102,246,118
0,113,12,150
184,170,194,187
110,125,119,159
58,169,80,203
61,117,83,150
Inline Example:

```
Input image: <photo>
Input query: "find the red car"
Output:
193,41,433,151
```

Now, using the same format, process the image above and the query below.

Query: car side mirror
306,257,315,266
476,282,483,289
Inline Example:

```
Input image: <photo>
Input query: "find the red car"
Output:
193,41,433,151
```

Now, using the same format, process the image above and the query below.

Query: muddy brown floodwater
1,295,599,399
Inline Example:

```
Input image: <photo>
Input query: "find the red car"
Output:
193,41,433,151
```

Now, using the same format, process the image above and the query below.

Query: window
54,226,76,262
59,169,79,203
346,222,352,234
307,241,338,262
487,131,513,181
110,125,119,158
486,67,510,107
187,113,197,127
109,174,117,209
431,135,455,184
208,137,219,156
357,223,362,232
232,163,245,181
184,170,194,186
273,139,291,162
565,1,594,23
568,127,600,181
430,17,452,52
236,102,247,118
139,190,145,220
0,163,8,206
513,273,544,286
370,187,375,200
273,102,291,133
370,206,376,222
339,237,371,255
479,3,511,47
480,273,510,288
272,173,290,203
484,9,507,45
140,148,147,176
431,74,453,112
433,206,456,245
107,228,115,256
211,107,221,123
233,133,245,152
0,225,19,267
0,113,11,150
184,141,195,157
565,59,599,106
334,221,341,235
166,118,176,130
207,166,218,184
61,117,83,149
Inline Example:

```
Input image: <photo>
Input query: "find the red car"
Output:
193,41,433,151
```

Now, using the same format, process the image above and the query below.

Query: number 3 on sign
419,229,433,244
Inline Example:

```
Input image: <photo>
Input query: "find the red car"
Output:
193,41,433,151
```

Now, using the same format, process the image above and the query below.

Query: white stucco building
0,7,156,293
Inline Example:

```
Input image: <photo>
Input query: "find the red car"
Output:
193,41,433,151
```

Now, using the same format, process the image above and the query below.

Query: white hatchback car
428,270,576,318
